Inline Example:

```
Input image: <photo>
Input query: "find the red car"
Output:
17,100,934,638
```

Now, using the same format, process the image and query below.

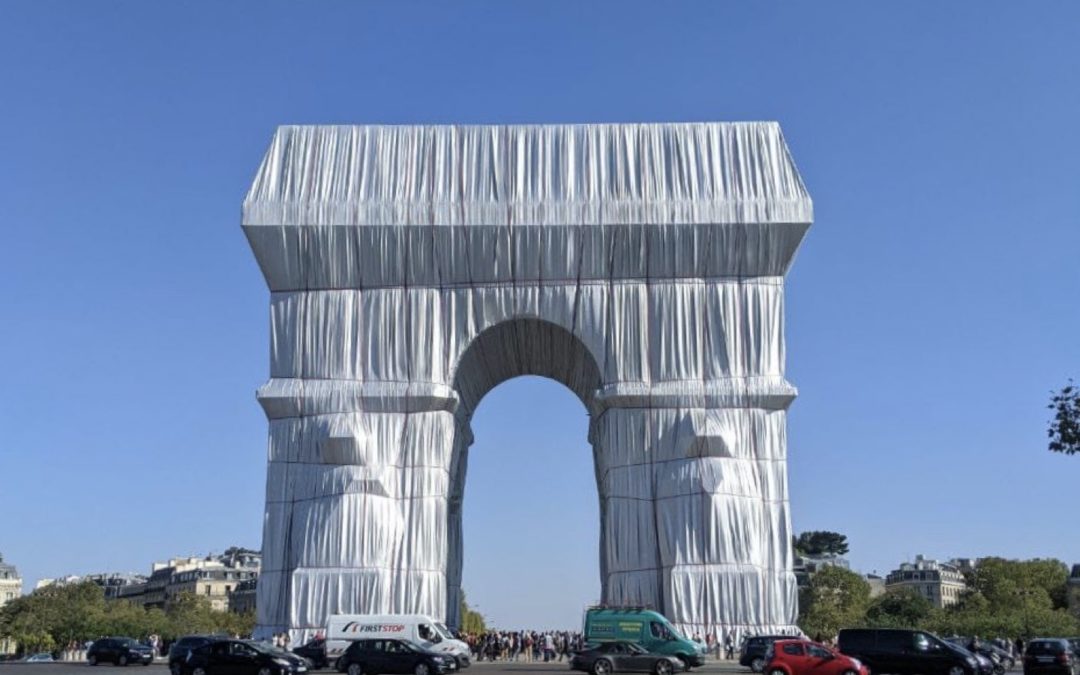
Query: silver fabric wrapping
243,123,811,642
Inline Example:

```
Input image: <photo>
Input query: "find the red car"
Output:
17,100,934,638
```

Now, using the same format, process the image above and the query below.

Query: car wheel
593,659,613,675
770,669,786,675
842,670,857,675
89,656,98,666
751,658,766,673
347,663,363,675
259,667,273,675
949,667,966,675
194,668,207,675
415,663,431,675
171,664,182,675
120,655,129,667
655,660,674,675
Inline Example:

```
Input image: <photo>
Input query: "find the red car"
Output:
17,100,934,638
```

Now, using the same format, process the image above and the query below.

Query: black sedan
88,637,155,666
571,642,682,675
294,638,328,670
336,638,455,675
184,638,310,675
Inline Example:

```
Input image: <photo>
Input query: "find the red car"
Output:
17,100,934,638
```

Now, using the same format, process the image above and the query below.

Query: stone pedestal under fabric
242,123,812,642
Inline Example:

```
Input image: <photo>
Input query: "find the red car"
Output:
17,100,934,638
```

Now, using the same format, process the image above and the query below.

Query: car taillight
1058,653,1071,665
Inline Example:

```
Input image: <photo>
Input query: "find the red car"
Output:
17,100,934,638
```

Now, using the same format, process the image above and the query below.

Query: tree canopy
1049,381,1080,455
795,531,850,557
798,558,1080,640
865,589,934,628
458,589,486,635
0,581,254,655
798,566,871,638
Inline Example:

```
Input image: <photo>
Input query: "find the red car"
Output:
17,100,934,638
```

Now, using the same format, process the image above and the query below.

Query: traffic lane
451,662,744,673
0,666,167,675
0,662,748,675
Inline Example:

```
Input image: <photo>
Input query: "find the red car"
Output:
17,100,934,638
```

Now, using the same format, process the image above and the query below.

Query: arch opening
446,319,605,628
459,376,601,629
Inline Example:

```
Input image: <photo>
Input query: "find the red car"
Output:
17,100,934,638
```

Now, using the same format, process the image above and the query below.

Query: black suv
184,638,310,675
838,628,979,675
740,636,791,672
88,637,155,666
336,638,455,675
1023,639,1077,675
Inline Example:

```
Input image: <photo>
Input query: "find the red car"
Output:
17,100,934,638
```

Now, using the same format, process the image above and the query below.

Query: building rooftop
0,553,19,580
242,123,813,292
244,122,812,228
893,555,960,573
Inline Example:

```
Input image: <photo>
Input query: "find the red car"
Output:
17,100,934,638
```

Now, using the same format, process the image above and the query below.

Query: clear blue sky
1,1,1078,630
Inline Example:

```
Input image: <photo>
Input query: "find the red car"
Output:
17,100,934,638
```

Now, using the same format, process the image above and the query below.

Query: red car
766,640,870,675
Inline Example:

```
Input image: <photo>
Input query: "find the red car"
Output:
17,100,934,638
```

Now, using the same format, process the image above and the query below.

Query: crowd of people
461,630,586,662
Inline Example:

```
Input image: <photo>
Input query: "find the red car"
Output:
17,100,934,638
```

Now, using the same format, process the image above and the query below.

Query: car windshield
1028,642,1063,655
118,639,139,647
626,643,647,654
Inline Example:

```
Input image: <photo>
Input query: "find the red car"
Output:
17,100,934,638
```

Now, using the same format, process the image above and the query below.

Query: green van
582,608,705,668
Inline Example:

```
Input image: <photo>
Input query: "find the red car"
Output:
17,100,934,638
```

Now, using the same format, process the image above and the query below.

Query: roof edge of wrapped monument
242,122,812,227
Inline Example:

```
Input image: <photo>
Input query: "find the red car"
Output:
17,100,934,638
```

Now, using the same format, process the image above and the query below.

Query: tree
798,566,871,639
0,582,256,655
795,531,850,557
1048,381,1080,455
165,593,218,636
970,558,1069,611
865,589,935,629
931,558,1080,639
458,589,486,635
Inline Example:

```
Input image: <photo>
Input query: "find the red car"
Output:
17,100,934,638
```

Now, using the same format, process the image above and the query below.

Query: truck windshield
650,621,683,641
434,623,453,640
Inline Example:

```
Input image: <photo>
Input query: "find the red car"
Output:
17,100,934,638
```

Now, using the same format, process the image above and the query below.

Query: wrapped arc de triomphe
242,122,812,642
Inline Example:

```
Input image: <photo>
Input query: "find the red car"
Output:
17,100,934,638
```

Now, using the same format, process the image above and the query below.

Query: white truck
325,614,471,668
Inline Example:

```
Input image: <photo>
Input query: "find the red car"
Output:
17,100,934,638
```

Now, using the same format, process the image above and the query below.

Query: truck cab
583,607,705,669
326,614,471,668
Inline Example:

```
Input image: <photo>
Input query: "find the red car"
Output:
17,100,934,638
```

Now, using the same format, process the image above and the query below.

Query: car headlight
966,657,977,667
275,658,294,668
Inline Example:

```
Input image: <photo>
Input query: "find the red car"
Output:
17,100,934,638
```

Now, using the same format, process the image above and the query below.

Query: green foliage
795,531,850,557
458,589,486,635
798,566,871,639
1049,380,1080,455
0,582,255,656
970,558,1069,611
794,556,1079,640
865,589,936,629
933,558,1079,638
